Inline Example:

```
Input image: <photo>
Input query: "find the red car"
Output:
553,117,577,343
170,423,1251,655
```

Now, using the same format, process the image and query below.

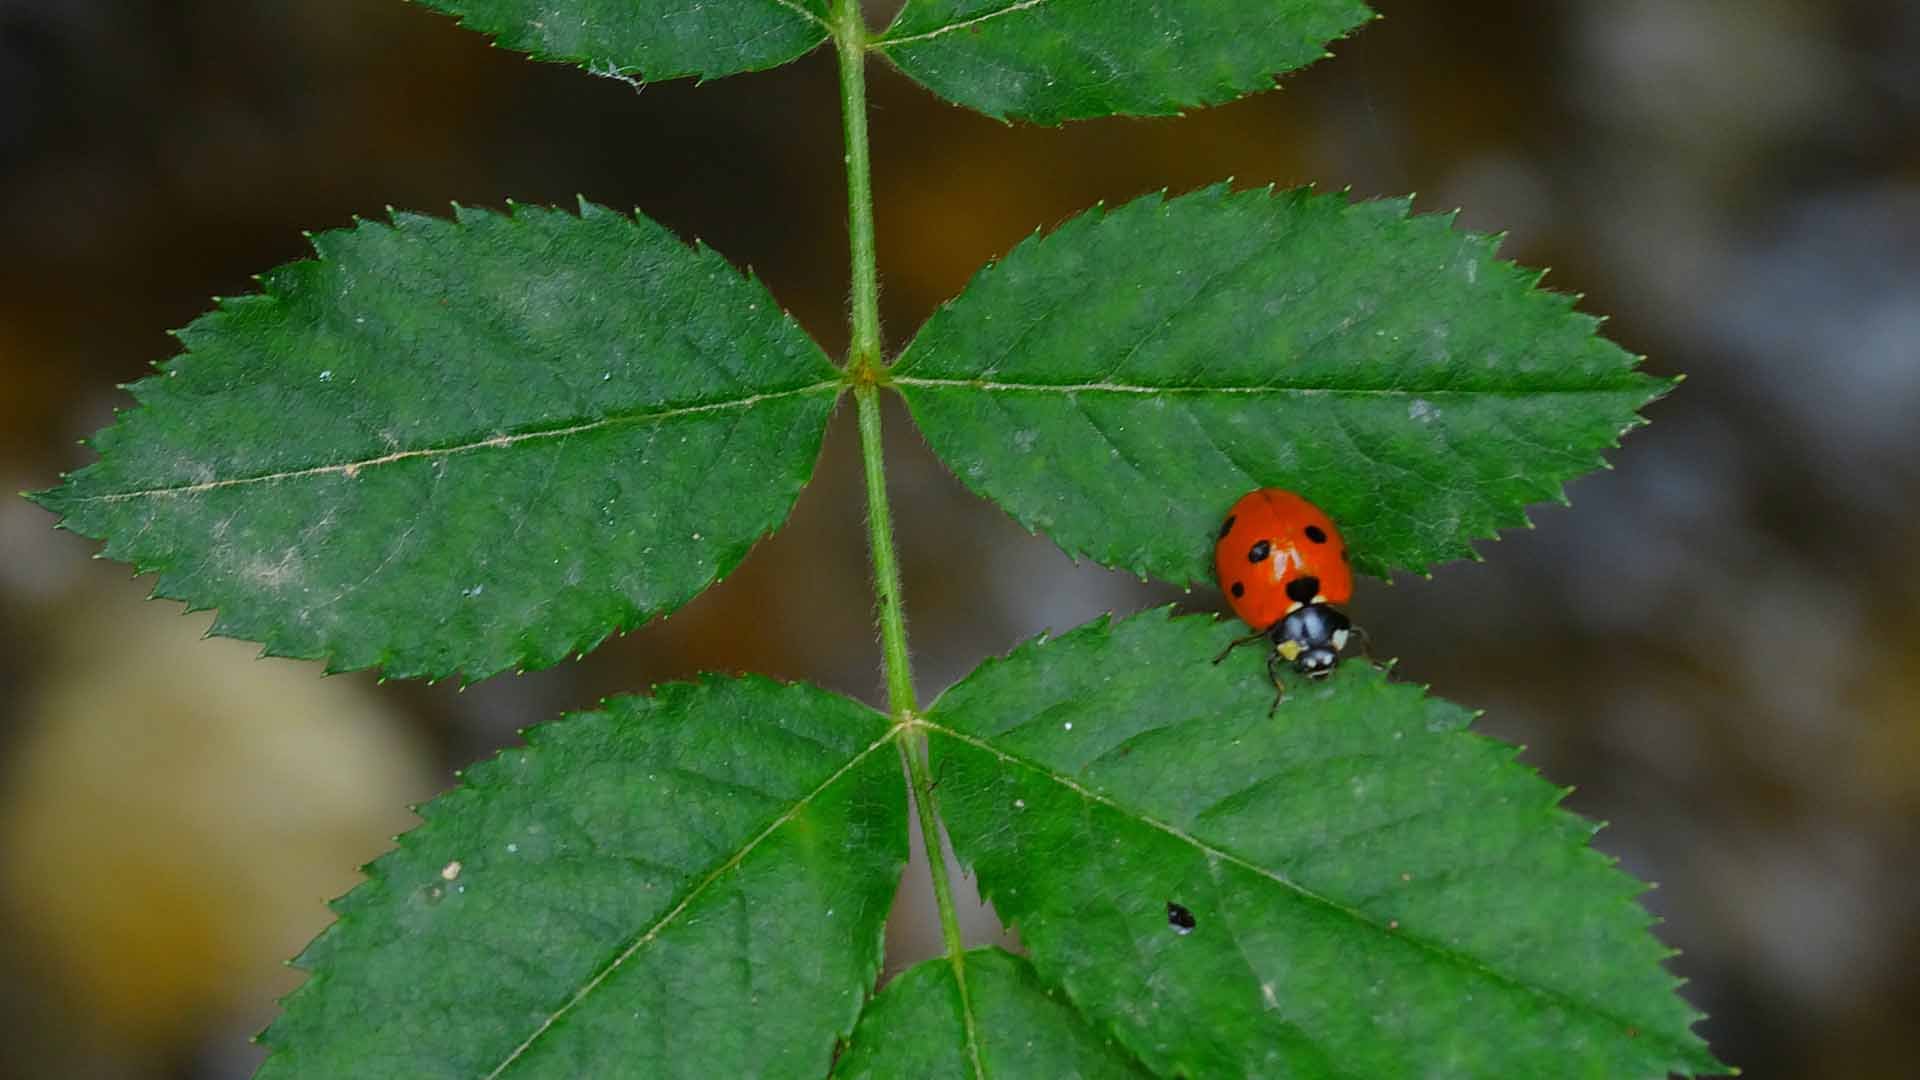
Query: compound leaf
873,0,1373,124
33,202,839,681
923,609,1723,1078
834,948,1149,1079
892,185,1670,584
259,676,906,1079
415,0,830,82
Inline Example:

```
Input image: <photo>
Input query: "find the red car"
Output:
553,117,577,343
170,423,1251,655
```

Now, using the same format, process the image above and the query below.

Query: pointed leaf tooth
40,201,839,681
923,608,1723,1076
875,0,1371,123
893,185,1667,584
409,0,828,84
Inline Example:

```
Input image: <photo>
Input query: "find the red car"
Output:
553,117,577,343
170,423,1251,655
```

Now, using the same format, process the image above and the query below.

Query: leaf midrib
875,0,1053,47
483,722,899,1079
890,376,1650,398
767,0,833,33
920,718,1694,1059
63,381,843,504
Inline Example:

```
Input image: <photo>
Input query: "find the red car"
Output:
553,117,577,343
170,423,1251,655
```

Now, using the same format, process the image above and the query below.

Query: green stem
833,0,883,374
858,383,981,1071
855,387,918,720
900,735,984,1071
836,8,982,1068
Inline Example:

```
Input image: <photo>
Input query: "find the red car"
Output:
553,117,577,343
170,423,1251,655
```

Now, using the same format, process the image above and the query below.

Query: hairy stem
854,388,917,719
857,383,980,1070
837,4,982,1069
834,0,883,375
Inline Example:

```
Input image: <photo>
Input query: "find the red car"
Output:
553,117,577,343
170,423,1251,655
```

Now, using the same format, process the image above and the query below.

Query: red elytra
1215,488,1353,630
1212,488,1359,712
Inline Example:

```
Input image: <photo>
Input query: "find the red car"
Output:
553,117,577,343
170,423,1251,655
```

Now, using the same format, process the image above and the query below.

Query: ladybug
1213,488,1360,712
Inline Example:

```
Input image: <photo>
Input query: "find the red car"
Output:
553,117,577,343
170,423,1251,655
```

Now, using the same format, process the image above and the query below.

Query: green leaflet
892,185,1670,584
923,609,1723,1078
258,677,905,1078
873,0,1373,124
33,202,840,681
414,0,830,81
834,948,1150,1079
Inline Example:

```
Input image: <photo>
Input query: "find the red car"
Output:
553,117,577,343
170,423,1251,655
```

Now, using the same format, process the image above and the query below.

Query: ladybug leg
1347,623,1373,659
1212,629,1271,665
1266,651,1287,716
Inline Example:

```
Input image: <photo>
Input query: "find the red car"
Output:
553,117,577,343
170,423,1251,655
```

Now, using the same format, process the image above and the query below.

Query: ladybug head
1272,603,1352,679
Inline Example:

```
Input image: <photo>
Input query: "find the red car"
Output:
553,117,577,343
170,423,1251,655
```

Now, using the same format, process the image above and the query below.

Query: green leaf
414,0,830,82
33,202,840,681
923,609,1723,1078
872,0,1374,124
834,948,1150,1079
891,185,1670,584
259,676,906,1079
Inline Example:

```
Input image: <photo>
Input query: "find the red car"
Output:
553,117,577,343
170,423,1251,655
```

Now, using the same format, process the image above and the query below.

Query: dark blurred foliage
1,1,1916,1076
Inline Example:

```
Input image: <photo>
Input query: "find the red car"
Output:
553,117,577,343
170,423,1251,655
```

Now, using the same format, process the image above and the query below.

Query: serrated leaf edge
31,199,845,684
888,184,1674,584
871,3,1378,124
262,675,903,1076
921,607,1724,1075
839,946,1157,1078
409,0,831,83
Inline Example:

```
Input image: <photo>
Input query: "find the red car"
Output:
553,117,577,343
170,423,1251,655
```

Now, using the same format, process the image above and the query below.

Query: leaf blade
258,677,907,1079
873,0,1374,123
34,202,840,681
834,948,1150,1080
414,0,831,81
924,609,1724,1078
893,185,1669,582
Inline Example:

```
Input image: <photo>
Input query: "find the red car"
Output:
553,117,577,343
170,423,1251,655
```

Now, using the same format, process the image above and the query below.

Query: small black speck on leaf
1167,901,1196,934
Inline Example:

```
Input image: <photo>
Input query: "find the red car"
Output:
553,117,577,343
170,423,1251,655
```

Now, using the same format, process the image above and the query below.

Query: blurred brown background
2,1,1916,1076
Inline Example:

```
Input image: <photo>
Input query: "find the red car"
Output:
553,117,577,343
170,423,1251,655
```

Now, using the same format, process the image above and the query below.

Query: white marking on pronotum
441,860,462,881
68,382,839,504
877,0,1051,46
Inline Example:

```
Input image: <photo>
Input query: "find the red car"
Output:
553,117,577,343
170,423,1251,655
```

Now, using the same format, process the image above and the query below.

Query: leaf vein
875,0,1052,47
66,381,842,503
922,719,1686,1051
892,377,1639,398
1099,239,1277,386
764,0,832,33
480,724,897,1079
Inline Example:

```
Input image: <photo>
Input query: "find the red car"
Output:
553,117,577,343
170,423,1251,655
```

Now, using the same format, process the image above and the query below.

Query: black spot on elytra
1230,582,1245,598
1286,576,1321,604
1247,539,1272,563
1304,524,1328,544
1217,514,1235,540
1167,902,1196,934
